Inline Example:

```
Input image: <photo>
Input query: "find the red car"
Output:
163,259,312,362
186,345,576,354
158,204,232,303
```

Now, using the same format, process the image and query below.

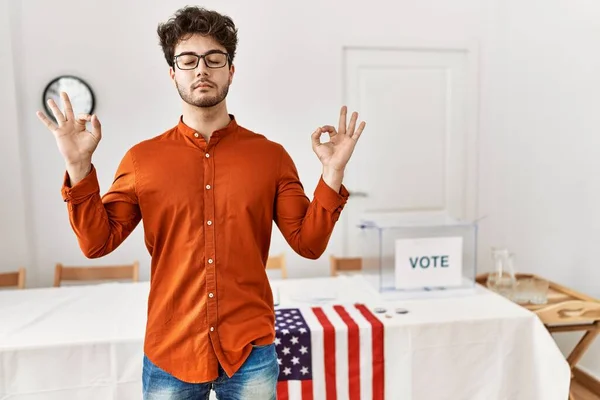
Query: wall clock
42,75,95,121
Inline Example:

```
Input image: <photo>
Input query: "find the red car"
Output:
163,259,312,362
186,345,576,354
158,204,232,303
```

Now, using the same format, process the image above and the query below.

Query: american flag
274,304,384,400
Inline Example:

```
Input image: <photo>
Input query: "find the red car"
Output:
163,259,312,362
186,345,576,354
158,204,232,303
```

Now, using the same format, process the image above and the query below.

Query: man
36,6,365,400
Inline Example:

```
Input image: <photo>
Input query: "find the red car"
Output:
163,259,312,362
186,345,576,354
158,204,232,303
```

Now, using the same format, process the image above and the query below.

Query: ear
169,66,176,87
228,64,235,85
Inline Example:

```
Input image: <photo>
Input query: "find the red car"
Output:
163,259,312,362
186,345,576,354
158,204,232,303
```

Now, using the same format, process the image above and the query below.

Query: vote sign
395,236,463,289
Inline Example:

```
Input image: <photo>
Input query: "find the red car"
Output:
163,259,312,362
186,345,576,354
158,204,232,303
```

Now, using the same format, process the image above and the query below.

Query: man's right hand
36,92,102,186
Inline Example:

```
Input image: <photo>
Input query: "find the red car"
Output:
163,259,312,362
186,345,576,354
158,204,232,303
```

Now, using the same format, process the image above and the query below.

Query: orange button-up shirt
60,115,349,383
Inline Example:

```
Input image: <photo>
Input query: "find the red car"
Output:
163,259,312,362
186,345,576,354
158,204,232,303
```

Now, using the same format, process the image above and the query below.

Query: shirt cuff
61,165,100,203
314,176,350,213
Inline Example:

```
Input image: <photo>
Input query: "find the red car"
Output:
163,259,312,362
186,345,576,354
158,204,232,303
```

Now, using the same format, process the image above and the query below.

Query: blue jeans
142,344,279,400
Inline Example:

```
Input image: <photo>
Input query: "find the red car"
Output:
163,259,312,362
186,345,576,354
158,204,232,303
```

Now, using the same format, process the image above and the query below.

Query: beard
175,79,229,108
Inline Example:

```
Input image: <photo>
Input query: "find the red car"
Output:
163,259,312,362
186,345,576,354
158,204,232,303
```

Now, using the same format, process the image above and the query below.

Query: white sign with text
395,236,463,289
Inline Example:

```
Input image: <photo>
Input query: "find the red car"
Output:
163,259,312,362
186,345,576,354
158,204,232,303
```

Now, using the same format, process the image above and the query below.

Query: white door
337,45,479,257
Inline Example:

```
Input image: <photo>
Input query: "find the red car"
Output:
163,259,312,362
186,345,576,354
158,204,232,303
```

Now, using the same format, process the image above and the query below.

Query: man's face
169,34,234,108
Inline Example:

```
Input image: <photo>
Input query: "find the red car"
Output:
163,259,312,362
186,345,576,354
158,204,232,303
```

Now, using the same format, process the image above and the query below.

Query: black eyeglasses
173,51,230,70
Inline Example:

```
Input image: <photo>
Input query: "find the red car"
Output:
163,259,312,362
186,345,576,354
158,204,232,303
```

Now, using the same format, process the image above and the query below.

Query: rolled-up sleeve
61,150,141,258
273,146,349,259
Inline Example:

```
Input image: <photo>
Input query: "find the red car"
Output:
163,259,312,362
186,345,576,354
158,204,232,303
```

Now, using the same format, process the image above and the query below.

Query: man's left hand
312,106,366,172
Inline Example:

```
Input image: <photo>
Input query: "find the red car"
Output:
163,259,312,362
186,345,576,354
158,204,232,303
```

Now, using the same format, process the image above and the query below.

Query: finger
47,99,66,125
36,111,58,131
338,105,347,135
61,92,75,121
351,121,366,141
347,111,358,136
91,114,102,142
311,127,323,148
321,125,337,136
77,113,93,122
75,113,92,128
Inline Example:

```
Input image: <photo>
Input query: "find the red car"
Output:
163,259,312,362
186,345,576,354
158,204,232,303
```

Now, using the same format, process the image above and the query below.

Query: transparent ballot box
358,213,478,299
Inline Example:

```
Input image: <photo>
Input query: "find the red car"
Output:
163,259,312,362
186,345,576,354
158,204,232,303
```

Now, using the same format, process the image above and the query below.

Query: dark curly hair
157,6,238,68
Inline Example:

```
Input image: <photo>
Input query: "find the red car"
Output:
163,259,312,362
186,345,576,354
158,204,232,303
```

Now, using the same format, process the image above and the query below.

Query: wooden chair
0,267,26,289
330,255,362,276
53,261,139,287
266,254,287,279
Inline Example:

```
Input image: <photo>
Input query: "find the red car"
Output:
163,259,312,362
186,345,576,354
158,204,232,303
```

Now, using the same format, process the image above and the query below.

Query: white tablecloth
0,276,570,399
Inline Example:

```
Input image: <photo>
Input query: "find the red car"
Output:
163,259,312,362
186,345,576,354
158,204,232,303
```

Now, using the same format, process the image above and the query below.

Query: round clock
42,75,95,121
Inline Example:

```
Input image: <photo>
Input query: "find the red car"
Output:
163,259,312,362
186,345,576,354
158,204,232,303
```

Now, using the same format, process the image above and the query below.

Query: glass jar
486,247,516,298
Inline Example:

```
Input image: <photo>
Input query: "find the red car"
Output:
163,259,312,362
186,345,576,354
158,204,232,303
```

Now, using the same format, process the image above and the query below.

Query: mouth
194,82,214,89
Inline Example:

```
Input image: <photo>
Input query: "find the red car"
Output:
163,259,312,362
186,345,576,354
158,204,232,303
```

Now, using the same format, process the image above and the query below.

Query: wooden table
477,273,600,400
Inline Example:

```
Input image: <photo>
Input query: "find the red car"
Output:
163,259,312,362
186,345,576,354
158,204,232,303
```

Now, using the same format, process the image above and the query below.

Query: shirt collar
177,114,238,140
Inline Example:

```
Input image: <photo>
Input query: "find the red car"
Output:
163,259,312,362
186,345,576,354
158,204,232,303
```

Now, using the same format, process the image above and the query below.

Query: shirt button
209,292,214,298
206,185,211,190
194,133,199,138
208,258,214,264
205,153,210,158
210,327,215,332
207,220,212,226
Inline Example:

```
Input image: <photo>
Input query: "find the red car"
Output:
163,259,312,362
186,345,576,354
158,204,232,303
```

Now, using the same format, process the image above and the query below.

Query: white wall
6,0,493,284
490,0,600,379
4,0,600,379
0,0,31,278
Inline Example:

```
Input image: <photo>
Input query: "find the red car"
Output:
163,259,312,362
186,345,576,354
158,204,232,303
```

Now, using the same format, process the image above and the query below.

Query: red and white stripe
276,304,384,400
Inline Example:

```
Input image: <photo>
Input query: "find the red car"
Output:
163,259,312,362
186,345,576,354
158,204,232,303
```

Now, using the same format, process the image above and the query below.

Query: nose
195,57,210,76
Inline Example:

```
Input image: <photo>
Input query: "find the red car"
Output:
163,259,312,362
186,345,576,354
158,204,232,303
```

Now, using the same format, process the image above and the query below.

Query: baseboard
574,367,600,395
